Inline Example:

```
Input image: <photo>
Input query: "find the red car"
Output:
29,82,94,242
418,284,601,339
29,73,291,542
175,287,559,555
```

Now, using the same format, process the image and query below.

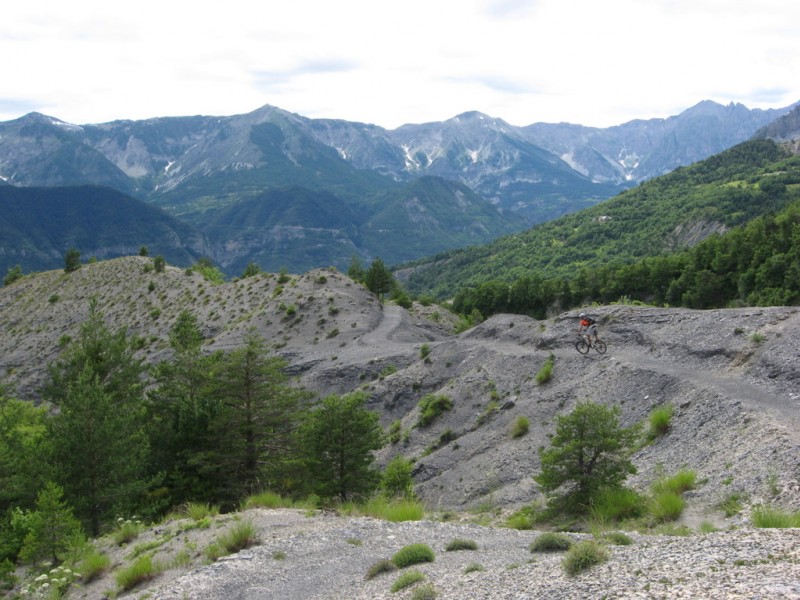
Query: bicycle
575,336,607,355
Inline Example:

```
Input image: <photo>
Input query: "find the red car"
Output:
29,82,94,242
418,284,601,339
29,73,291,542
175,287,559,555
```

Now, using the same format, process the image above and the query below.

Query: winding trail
611,348,800,430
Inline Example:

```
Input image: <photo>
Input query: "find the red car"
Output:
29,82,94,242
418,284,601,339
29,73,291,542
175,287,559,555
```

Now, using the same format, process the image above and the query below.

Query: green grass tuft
416,394,453,427
535,354,555,385
112,517,144,545
590,487,647,522
365,559,397,580
242,490,291,510
444,538,478,551
530,532,574,552
510,416,530,439
115,555,160,592
562,540,609,576
648,404,674,438
390,570,426,593
183,501,220,520
652,469,697,495
463,562,486,574
392,543,435,568
751,505,800,528
79,550,111,583
601,531,633,546
411,583,439,599
359,496,426,522
650,491,685,522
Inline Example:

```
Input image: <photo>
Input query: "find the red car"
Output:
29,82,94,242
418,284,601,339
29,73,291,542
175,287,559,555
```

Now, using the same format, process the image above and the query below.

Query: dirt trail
611,348,800,430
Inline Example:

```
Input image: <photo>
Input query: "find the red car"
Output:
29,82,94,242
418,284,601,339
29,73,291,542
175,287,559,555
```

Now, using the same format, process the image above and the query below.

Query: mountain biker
578,312,599,346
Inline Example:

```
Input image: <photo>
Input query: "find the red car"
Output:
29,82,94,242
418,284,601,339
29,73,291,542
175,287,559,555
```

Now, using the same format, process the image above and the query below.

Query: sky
2,0,799,130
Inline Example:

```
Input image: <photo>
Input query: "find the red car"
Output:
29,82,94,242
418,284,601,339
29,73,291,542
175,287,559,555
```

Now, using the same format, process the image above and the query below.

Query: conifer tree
63,247,81,273
298,391,383,501
364,258,394,305
44,300,151,535
148,311,223,505
19,482,83,566
210,332,309,504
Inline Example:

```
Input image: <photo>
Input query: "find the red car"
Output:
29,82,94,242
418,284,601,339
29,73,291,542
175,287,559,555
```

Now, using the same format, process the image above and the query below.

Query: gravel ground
119,509,800,600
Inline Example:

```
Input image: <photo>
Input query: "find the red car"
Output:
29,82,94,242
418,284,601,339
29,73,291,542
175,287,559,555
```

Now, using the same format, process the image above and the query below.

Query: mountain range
0,100,796,277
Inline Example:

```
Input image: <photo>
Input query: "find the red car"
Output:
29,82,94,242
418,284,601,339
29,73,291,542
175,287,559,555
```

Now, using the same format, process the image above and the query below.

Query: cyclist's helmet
579,312,585,318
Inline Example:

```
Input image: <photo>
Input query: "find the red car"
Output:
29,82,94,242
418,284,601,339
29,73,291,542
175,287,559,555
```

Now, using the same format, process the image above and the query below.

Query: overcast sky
2,0,799,129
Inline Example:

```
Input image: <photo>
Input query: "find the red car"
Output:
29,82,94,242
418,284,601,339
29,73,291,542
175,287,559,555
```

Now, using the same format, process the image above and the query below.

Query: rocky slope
2,257,799,598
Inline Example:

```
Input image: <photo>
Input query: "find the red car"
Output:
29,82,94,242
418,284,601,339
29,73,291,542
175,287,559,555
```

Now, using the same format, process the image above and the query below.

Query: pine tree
19,482,83,566
364,258,394,305
44,300,152,535
298,391,383,501
148,311,223,505
63,247,81,273
210,332,309,504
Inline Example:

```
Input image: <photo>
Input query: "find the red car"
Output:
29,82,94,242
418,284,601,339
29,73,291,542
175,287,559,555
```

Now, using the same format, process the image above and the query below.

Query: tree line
452,197,800,320
0,301,395,569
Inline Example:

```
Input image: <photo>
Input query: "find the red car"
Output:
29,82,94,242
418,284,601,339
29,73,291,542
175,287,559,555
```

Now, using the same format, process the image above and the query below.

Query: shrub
420,344,431,360
3,265,23,286
464,562,485,574
416,394,453,427
116,555,159,591
751,506,800,528
153,255,166,273
510,416,530,439
365,558,397,579
535,354,555,384
444,538,478,551
648,404,674,438
0,558,15,590
650,491,685,522
80,549,111,583
562,540,609,576
391,570,425,592
530,532,573,552
392,543,435,568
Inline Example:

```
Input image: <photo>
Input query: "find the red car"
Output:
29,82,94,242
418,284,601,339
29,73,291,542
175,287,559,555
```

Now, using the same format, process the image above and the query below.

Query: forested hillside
402,140,800,316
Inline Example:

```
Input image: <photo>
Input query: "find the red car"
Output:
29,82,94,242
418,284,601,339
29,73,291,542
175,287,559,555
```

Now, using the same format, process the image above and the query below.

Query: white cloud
1,0,799,128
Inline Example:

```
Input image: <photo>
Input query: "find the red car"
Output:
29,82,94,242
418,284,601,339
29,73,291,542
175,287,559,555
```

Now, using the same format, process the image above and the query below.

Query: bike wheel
594,340,607,354
575,339,590,354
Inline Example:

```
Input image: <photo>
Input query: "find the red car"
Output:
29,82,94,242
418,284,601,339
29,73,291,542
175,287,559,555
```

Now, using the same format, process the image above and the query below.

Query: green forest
0,303,391,572
405,140,800,318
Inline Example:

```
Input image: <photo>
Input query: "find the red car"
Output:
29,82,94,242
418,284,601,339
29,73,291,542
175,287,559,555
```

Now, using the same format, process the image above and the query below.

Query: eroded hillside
2,257,799,521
